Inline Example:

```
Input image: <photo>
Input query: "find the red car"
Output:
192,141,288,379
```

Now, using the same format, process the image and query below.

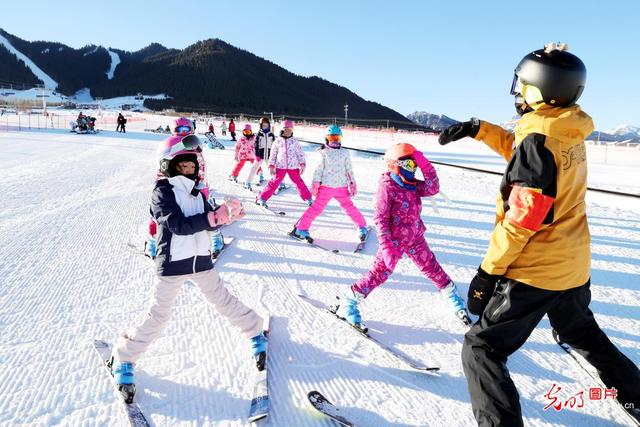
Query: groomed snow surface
0,128,638,426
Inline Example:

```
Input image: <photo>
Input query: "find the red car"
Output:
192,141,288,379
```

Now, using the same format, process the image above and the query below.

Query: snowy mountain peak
407,111,459,131
607,124,640,138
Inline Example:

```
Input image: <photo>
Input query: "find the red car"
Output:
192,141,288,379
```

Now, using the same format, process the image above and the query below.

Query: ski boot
291,227,313,243
358,226,369,242
228,175,238,183
110,359,136,404
250,332,268,371
243,182,253,191
331,289,367,333
255,198,268,208
143,236,156,259
211,231,224,259
440,281,471,326
306,198,313,206
258,173,265,185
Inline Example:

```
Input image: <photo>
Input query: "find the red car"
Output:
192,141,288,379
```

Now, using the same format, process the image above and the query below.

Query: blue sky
3,0,639,129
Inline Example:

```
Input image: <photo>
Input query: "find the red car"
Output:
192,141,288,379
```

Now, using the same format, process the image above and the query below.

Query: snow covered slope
106,49,120,80
0,129,638,426
0,33,58,89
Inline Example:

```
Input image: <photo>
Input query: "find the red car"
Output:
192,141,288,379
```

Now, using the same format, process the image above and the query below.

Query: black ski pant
461,279,640,427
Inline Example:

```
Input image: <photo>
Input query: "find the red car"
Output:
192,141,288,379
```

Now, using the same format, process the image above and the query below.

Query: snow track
0,130,638,426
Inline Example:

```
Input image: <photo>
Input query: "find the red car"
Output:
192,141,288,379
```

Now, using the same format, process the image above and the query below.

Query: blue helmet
326,124,342,136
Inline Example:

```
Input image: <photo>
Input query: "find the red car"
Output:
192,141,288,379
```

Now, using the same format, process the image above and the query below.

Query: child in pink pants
229,124,255,182
256,120,311,206
332,143,470,330
292,125,367,242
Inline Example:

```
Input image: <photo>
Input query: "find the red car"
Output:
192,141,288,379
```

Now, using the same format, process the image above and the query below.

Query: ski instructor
438,43,640,426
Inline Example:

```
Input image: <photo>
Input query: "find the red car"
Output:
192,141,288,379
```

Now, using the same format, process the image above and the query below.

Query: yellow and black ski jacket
474,104,595,291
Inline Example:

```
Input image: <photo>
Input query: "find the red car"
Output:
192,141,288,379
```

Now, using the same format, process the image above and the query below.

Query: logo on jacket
561,144,586,170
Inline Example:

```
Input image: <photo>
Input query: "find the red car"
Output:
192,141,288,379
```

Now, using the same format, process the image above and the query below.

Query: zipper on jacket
192,254,197,273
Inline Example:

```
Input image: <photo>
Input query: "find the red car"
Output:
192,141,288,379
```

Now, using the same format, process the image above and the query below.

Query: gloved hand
411,149,432,169
380,242,401,270
438,118,481,145
348,182,357,196
299,163,306,175
467,266,502,316
207,198,245,227
269,166,276,176
310,181,321,197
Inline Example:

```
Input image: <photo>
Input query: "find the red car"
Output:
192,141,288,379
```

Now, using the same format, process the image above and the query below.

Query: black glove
438,118,481,145
467,267,502,316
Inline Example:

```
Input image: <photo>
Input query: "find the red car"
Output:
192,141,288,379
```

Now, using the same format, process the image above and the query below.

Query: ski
297,294,439,372
307,390,355,427
354,226,373,253
552,330,640,426
212,236,236,264
288,230,340,253
255,200,286,216
92,340,151,427
248,315,271,422
204,133,225,149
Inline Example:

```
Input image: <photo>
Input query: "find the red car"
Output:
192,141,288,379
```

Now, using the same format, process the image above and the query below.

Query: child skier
256,120,312,207
229,124,256,183
145,117,225,259
111,133,267,402
332,143,469,330
221,120,227,136
245,117,275,190
292,124,368,242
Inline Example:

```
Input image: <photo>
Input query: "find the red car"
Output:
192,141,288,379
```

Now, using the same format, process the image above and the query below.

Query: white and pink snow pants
114,269,264,363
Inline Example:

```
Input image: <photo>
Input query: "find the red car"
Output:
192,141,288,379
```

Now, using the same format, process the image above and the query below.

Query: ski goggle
242,130,253,137
175,125,192,134
167,134,202,156
510,74,523,96
396,158,417,172
326,134,342,143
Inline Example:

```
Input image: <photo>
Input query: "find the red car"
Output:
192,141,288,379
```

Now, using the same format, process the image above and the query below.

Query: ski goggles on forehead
169,134,202,155
176,125,192,133
242,130,253,136
326,134,342,143
396,158,417,172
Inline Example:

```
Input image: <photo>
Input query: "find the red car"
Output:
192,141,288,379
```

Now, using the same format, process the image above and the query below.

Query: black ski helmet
511,43,586,112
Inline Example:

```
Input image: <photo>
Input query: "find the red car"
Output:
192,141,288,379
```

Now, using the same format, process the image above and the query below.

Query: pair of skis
94,315,272,425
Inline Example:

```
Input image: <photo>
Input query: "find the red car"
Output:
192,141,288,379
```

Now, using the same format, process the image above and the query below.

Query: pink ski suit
259,135,311,202
297,146,365,230
352,158,451,297
231,135,256,178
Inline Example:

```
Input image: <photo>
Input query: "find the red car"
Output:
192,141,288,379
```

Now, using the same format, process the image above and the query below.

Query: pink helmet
157,134,203,179
173,117,194,136
282,119,294,129
243,124,252,131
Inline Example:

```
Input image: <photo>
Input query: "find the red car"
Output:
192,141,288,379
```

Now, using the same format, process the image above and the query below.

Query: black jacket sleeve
151,181,213,235
500,132,557,223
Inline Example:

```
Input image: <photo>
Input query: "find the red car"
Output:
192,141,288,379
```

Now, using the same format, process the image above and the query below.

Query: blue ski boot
250,332,268,371
306,198,313,206
211,231,224,259
256,198,268,207
332,289,367,333
243,182,252,191
110,359,136,403
292,227,313,243
358,226,369,242
440,281,471,326
258,173,265,185
144,236,156,259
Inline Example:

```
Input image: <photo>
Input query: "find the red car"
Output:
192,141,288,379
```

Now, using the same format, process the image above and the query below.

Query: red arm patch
505,186,554,231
